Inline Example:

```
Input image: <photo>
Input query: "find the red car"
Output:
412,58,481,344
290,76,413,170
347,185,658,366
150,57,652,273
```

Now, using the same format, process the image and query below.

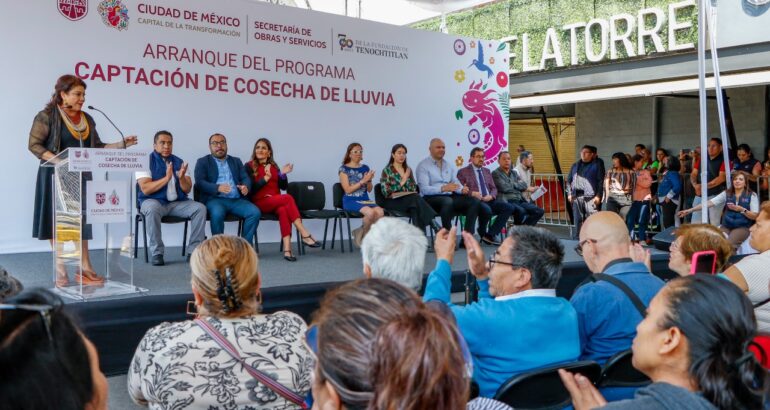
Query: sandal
283,250,297,262
75,269,105,285
55,267,69,287
301,235,320,248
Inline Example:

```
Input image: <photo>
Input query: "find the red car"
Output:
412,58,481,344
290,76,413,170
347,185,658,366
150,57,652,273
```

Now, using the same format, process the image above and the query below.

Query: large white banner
0,0,508,253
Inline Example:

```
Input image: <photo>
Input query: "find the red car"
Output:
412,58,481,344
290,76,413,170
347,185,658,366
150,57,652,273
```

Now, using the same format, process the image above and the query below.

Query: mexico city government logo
96,192,106,205
98,0,129,31
58,0,88,21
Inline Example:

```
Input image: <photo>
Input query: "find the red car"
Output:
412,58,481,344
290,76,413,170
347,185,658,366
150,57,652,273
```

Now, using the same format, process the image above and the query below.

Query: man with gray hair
424,226,580,397
361,217,428,290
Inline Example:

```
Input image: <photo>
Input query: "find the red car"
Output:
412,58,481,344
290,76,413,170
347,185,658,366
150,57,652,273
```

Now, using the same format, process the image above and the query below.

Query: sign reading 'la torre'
502,0,696,74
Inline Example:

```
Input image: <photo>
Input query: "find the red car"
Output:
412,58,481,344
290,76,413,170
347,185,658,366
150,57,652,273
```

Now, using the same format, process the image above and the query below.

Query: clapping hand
433,227,457,264
462,231,488,280
176,162,188,179
281,163,294,175
403,168,411,180
629,242,652,272
461,185,470,195
558,369,607,410
218,184,232,194
264,164,272,181
165,161,174,180
237,184,249,196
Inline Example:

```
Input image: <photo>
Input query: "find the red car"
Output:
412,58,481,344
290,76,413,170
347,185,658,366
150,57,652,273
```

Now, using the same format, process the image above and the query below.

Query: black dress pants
382,194,437,230
424,194,481,232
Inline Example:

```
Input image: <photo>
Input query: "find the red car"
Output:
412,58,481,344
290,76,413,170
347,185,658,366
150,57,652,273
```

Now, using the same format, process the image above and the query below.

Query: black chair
373,183,412,221
133,184,191,263
332,182,362,253
253,212,300,256
493,360,602,410
192,184,244,237
287,182,343,255
598,349,651,388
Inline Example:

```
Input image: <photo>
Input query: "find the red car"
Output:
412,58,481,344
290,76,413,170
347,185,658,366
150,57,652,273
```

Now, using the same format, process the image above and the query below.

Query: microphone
88,105,127,149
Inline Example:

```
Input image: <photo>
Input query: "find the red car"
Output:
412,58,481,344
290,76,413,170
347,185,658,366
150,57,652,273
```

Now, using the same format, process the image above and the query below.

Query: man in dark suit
194,133,261,245
457,147,519,245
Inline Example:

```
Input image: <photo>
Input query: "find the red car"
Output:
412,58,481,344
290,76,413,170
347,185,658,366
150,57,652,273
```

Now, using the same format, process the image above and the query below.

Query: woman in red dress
246,138,320,261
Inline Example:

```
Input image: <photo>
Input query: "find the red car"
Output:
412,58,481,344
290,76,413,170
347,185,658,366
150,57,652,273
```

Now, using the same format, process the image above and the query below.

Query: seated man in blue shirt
416,138,481,234
193,133,261,246
424,225,580,397
571,211,665,364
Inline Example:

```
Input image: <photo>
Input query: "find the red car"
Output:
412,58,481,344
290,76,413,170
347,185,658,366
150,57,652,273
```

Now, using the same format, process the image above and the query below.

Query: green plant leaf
496,43,506,52
455,110,463,120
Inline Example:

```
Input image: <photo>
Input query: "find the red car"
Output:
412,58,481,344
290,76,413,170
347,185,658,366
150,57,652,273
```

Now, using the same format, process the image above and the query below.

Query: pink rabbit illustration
463,80,506,166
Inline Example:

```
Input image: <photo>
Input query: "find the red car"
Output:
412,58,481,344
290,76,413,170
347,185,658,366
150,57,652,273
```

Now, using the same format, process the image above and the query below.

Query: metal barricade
530,173,571,228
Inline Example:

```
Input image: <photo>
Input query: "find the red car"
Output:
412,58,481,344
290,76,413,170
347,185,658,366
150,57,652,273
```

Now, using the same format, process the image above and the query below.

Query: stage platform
0,236,674,410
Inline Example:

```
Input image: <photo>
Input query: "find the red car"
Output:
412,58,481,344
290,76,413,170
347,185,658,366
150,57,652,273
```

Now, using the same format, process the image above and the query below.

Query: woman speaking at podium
28,74,137,286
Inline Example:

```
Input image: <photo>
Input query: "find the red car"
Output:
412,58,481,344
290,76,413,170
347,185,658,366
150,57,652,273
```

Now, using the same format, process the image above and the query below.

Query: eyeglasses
574,239,598,257
0,303,55,343
209,140,226,146
351,150,363,154
488,255,521,270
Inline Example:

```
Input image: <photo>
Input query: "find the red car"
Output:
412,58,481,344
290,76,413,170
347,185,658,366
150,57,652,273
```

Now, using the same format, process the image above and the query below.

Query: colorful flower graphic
496,71,508,88
454,39,466,55
454,69,466,83
468,129,481,145
455,156,464,167
470,40,476,48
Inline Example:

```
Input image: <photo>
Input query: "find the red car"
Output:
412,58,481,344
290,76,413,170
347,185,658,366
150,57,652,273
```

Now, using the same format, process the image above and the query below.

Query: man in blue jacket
423,225,580,398
194,133,261,246
137,131,207,266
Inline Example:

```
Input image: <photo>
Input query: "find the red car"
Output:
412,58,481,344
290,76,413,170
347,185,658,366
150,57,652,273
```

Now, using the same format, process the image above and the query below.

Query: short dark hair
519,150,532,162
208,133,225,144
0,289,95,410
506,226,565,289
497,151,510,161
709,137,722,146
632,153,644,164
153,130,173,144
581,145,596,154
635,144,647,151
666,155,681,172
469,147,484,158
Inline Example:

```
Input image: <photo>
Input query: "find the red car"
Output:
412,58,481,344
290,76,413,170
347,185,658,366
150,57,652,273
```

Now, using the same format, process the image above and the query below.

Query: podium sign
43,148,146,301
68,148,149,173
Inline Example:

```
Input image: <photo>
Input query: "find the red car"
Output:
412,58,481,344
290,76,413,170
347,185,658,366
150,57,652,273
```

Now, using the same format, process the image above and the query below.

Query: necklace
58,106,90,141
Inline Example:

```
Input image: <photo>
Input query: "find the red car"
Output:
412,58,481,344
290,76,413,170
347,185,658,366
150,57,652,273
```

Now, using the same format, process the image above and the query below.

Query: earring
186,301,198,317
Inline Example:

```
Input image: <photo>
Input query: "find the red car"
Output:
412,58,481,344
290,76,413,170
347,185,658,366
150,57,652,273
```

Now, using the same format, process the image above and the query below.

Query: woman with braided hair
128,235,314,409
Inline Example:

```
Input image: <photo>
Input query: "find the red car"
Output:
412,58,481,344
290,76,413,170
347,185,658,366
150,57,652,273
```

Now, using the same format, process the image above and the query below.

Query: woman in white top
724,201,770,334
678,172,758,249
128,235,313,409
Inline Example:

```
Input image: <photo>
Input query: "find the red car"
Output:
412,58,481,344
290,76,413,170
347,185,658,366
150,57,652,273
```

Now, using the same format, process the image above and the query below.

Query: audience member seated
128,235,314,409
379,143,440,232
667,224,732,276
627,154,653,243
656,155,682,230
309,278,512,410
193,133,261,245
560,275,767,410
424,225,579,397
360,217,428,291
602,152,635,221
458,147,517,245
571,212,665,363
246,138,320,261
0,289,108,410
679,172,758,250
136,130,207,266
492,151,544,226
734,143,761,184
338,142,385,245
724,201,770,334
0,265,22,301
416,138,481,234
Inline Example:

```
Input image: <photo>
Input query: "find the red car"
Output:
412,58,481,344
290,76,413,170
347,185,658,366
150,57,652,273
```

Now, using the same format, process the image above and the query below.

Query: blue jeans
626,200,650,241
206,197,261,244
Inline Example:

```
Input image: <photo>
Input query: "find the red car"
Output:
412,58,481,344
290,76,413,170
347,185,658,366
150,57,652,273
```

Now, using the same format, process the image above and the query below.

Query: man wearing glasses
194,133,261,247
422,226,579,398
571,212,664,367
136,130,207,266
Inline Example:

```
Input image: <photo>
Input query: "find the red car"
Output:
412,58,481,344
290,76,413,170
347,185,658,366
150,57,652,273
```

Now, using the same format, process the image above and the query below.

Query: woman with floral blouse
380,144,440,233
128,235,313,409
